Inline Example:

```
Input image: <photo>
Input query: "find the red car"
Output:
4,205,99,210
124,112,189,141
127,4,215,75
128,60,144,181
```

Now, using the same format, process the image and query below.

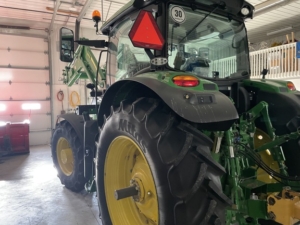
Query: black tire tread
51,121,87,192
97,97,230,225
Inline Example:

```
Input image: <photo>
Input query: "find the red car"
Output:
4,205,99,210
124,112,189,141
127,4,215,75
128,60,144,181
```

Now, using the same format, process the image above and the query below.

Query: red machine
0,123,30,156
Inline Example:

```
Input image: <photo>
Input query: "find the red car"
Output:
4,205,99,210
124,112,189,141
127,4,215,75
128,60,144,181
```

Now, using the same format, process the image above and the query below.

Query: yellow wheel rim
254,129,280,183
56,137,74,176
104,136,158,225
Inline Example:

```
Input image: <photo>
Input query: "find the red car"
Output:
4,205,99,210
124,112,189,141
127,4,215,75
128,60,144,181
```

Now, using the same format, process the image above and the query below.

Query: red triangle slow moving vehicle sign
129,10,165,51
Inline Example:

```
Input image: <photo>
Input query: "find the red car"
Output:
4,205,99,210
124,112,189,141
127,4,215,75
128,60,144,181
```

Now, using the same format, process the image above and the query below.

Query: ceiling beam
49,0,61,32
105,0,124,5
77,0,95,22
46,7,80,16
255,0,298,17
102,0,104,25
48,0,84,6
255,0,284,12
105,2,112,21
0,30,47,39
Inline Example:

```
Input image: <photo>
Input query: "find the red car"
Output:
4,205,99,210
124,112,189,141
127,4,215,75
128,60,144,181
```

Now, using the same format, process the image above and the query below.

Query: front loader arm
62,45,106,87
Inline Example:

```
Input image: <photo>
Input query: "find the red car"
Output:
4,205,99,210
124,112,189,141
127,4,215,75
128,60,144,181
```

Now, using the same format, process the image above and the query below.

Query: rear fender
57,114,98,146
99,77,238,131
57,114,84,143
57,114,98,177
243,79,300,127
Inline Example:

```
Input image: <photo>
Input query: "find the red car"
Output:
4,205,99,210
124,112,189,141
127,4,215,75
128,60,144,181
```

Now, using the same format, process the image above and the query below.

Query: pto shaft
115,186,138,200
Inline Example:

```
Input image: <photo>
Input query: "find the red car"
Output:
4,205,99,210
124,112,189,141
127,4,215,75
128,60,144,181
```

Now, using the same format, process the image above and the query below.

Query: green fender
98,77,239,131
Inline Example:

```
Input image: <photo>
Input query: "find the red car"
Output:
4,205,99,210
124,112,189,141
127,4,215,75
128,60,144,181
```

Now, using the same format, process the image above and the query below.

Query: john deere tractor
51,0,300,224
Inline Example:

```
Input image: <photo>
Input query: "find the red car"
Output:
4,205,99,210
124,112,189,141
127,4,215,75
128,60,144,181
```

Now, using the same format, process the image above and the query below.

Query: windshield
168,4,249,79
106,17,152,85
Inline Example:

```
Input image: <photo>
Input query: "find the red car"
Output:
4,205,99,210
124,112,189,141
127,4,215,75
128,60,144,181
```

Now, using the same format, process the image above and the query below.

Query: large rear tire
96,97,231,225
51,121,87,192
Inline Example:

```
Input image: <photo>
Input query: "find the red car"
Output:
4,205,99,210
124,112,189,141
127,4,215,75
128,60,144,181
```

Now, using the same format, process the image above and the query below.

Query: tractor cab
101,0,253,86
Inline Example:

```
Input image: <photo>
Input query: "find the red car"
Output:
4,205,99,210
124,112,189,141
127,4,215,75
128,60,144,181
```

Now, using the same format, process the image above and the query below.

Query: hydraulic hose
57,90,64,107
237,144,300,181
69,91,80,108
57,90,65,114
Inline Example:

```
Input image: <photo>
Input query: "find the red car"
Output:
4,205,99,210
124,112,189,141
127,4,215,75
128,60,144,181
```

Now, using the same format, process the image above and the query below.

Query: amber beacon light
92,10,101,22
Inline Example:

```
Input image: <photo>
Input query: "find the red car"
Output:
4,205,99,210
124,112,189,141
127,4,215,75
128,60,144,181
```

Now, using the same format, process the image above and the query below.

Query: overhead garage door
0,34,51,146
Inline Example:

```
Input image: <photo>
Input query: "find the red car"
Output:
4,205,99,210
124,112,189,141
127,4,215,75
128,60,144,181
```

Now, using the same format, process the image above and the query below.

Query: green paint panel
243,79,296,93
136,71,218,92
240,179,265,190
247,199,267,219
64,44,105,87
287,181,300,191
241,168,256,179
263,183,283,193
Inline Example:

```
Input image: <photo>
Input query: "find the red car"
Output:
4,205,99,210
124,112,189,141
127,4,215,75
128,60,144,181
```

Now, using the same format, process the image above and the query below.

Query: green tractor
51,0,300,224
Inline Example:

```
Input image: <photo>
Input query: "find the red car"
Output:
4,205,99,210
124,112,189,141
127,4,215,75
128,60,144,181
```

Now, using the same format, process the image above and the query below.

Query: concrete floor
0,145,102,225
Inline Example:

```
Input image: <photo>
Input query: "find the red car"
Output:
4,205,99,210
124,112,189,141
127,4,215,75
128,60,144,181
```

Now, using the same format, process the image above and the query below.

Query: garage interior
1,0,300,225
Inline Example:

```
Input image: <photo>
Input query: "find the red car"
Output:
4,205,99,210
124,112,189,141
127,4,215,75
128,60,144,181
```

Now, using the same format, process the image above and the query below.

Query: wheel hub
56,137,74,176
104,136,158,225
130,178,144,202
60,149,70,164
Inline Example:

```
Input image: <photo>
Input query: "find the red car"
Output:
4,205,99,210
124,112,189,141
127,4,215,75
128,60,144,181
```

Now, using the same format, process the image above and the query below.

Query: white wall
49,24,108,128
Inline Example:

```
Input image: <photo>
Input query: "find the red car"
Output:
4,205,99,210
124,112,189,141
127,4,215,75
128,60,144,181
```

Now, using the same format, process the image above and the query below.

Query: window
106,17,151,86
168,4,249,79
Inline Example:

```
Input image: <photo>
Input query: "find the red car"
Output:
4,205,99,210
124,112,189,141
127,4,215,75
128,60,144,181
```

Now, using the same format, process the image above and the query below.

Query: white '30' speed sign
171,6,186,24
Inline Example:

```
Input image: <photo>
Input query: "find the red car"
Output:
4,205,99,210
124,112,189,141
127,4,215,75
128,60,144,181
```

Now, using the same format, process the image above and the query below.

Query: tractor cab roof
100,0,254,35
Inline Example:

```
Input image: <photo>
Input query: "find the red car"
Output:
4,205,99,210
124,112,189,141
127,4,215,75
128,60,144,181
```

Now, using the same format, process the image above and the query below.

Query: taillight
172,75,200,87
287,81,296,91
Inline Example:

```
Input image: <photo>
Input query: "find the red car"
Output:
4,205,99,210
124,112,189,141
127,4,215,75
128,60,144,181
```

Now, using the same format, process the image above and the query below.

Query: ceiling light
0,104,6,111
267,26,292,36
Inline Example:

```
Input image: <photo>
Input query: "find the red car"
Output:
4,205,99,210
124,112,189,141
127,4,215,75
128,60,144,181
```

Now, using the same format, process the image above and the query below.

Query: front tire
51,121,87,192
96,97,231,225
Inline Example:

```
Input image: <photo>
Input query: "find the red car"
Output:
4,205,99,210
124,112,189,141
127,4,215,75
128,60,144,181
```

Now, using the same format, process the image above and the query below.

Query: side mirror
60,27,74,62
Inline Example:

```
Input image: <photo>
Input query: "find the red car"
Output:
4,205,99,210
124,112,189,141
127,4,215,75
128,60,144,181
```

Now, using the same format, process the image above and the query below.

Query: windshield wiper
179,4,220,43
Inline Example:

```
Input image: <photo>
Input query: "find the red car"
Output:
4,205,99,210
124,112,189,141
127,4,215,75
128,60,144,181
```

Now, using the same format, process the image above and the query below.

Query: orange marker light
172,75,200,87
287,81,296,91
92,10,101,22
